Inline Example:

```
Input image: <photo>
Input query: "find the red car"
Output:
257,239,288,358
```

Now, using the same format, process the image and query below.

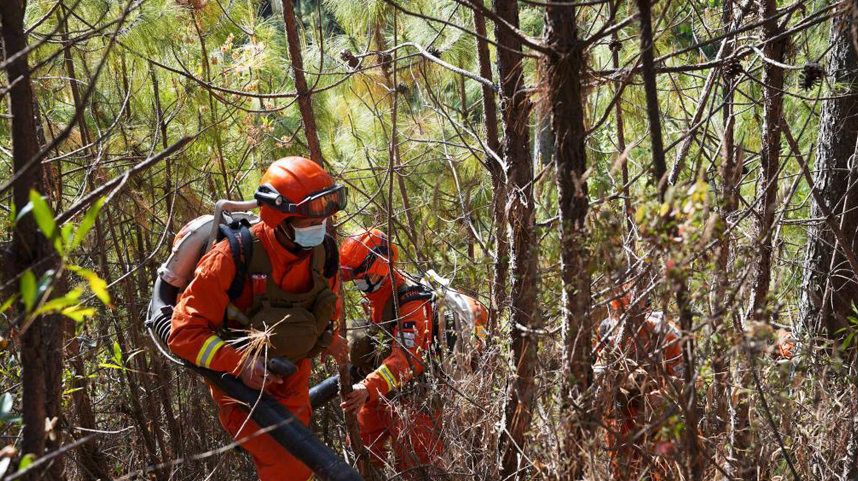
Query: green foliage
17,454,35,472
28,190,60,253
1,0,849,477
5,192,110,323
837,312,858,350
99,340,126,370
19,271,36,313
72,198,106,249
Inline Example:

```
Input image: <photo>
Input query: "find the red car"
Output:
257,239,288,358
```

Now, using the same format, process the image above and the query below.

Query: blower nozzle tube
195,368,363,481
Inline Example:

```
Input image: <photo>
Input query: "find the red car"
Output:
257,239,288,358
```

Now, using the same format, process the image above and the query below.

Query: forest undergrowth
2,0,858,479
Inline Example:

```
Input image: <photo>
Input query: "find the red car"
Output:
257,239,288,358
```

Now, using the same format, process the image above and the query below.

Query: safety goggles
340,241,389,282
255,184,348,218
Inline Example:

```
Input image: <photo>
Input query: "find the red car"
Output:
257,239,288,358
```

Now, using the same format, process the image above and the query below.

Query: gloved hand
238,357,283,391
340,383,369,413
312,288,338,325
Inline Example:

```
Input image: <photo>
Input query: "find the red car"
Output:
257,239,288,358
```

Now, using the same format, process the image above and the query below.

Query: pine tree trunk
712,0,737,439
749,0,786,329
543,4,591,478
30,68,67,481
493,0,537,477
610,1,634,254
43,310,66,481
281,0,324,165
799,14,858,341
471,3,507,334
636,0,705,476
0,2,50,479
67,331,114,481
734,0,786,477
635,0,667,200
799,13,858,480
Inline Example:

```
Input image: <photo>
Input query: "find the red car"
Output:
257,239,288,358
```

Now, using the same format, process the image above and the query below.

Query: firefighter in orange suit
595,288,684,480
339,229,443,476
168,157,349,481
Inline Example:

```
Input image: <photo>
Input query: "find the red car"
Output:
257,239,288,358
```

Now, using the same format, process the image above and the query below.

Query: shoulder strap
399,284,433,305
381,282,434,324
307,235,338,279
218,219,254,300
322,235,339,279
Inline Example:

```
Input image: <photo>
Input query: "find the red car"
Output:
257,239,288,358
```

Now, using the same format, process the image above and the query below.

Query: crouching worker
595,287,684,481
338,229,444,477
168,157,349,481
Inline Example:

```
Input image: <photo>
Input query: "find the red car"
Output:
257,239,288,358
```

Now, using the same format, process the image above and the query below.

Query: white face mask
291,219,327,248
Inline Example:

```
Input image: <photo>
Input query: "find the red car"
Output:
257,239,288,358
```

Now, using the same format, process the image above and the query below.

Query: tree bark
734,0,786,477
0,2,50,479
67,332,114,481
544,4,592,478
636,1,705,476
635,0,667,200
712,0,737,439
471,2,507,334
30,65,67,481
749,0,786,332
610,2,634,254
799,13,858,341
281,0,324,165
493,0,537,478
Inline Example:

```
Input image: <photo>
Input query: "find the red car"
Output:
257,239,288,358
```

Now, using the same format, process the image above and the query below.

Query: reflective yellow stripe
225,304,250,325
377,365,398,391
475,324,487,340
196,335,225,369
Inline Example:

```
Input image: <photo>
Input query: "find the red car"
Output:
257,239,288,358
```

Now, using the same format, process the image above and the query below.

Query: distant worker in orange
595,285,684,480
168,157,348,481
338,229,448,477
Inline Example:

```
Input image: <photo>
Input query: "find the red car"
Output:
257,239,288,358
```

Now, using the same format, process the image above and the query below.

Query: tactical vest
223,228,339,363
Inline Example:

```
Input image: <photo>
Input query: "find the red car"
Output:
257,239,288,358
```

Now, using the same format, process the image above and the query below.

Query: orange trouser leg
390,405,443,474
607,414,642,480
357,401,392,467
211,361,314,481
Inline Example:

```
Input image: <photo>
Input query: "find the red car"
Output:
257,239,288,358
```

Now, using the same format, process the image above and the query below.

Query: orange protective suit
356,272,443,473
596,310,684,480
168,222,341,481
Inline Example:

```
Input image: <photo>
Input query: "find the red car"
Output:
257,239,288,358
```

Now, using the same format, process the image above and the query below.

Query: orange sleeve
167,241,244,374
362,299,432,403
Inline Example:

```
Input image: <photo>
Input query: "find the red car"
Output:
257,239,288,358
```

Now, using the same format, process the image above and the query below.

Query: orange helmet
609,282,650,315
254,157,348,228
609,290,632,313
339,229,397,282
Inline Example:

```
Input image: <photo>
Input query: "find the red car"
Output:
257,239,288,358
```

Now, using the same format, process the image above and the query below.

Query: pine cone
800,62,825,91
396,83,408,95
339,49,359,69
608,39,622,52
724,58,742,80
